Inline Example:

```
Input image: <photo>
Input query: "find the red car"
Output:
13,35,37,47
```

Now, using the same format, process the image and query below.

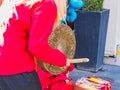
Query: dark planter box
74,9,110,72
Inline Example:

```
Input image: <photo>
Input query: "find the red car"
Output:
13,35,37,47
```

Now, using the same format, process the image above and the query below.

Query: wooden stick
68,58,89,63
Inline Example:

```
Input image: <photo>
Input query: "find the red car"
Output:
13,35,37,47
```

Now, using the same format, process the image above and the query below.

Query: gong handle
68,58,89,63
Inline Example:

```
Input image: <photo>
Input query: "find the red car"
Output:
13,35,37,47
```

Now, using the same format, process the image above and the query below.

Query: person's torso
0,4,34,75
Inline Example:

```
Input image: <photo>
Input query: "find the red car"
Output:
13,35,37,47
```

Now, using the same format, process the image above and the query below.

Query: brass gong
37,24,76,75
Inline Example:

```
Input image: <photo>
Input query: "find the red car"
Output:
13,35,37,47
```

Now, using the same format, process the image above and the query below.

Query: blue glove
66,0,84,22
66,7,77,22
69,0,84,9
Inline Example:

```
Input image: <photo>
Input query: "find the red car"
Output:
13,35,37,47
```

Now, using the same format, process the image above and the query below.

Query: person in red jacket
0,0,69,90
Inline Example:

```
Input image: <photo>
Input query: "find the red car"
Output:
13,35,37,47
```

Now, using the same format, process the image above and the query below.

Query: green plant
82,0,104,11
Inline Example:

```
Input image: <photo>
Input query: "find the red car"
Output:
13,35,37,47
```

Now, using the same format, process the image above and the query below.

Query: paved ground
69,57,120,90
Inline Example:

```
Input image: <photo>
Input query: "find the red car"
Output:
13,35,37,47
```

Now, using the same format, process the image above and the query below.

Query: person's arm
28,0,67,67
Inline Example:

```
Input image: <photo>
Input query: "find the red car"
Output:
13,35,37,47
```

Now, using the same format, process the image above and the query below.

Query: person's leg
0,70,42,90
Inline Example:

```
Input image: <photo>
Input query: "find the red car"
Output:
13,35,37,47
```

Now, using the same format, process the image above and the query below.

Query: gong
37,24,76,75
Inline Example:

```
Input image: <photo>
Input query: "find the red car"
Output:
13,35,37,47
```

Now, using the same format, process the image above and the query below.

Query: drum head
37,24,76,75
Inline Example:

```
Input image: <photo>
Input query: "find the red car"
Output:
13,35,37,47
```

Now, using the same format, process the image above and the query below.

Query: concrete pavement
69,57,120,90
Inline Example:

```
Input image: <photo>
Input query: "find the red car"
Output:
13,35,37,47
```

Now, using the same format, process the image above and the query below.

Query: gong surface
37,24,76,75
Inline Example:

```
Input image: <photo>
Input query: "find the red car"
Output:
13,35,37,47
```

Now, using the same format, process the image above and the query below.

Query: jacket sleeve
28,1,67,67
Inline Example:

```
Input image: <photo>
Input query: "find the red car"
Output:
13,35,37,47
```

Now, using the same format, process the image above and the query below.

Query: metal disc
37,24,76,75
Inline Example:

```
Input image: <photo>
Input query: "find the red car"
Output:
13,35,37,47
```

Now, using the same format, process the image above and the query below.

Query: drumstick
68,58,89,63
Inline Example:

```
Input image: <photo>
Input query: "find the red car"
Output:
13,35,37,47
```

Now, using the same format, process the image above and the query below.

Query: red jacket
0,0,66,75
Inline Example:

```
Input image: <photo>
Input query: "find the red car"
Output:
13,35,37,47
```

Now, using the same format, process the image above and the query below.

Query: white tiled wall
104,0,120,56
